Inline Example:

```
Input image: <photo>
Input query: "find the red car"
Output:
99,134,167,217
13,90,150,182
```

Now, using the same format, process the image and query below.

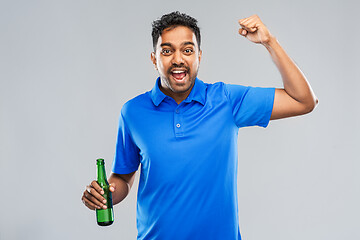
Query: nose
171,50,184,65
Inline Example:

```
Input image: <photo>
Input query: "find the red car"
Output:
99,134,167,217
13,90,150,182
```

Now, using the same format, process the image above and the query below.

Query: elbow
303,96,319,114
314,97,319,107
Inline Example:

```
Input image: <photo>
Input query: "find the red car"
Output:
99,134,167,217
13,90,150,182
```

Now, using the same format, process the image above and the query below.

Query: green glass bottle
96,158,114,226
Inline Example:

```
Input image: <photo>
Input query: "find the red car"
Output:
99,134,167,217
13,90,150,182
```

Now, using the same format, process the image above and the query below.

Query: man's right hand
81,180,115,210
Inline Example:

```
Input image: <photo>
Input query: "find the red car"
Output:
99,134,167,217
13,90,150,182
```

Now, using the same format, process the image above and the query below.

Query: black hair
151,11,201,51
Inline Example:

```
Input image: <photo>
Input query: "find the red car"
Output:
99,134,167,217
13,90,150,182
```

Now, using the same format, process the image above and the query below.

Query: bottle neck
96,159,107,182
97,163,106,182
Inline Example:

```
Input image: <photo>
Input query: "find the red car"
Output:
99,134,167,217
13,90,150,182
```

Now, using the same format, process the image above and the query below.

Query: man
82,12,318,240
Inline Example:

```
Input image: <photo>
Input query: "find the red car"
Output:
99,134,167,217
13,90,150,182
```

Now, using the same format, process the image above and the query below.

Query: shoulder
204,81,248,99
203,81,226,94
121,91,152,117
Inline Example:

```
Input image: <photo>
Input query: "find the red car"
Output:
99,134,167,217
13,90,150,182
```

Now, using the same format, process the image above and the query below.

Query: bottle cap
96,158,105,165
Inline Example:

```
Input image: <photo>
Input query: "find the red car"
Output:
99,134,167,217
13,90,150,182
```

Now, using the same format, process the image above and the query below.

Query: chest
129,99,237,158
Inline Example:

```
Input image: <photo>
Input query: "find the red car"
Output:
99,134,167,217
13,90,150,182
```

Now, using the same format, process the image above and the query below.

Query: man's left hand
238,15,273,45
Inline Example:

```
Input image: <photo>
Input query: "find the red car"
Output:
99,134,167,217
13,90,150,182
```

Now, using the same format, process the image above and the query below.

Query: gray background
1,0,359,239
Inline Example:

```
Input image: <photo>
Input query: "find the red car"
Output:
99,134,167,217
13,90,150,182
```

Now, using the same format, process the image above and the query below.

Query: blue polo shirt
112,78,275,240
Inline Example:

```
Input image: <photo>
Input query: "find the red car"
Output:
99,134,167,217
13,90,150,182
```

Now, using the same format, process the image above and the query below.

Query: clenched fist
238,15,274,45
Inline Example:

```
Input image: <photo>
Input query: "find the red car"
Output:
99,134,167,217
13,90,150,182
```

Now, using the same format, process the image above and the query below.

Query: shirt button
175,109,179,114
176,123,181,128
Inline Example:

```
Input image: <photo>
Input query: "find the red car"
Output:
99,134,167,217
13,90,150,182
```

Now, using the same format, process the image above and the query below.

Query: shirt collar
150,77,207,107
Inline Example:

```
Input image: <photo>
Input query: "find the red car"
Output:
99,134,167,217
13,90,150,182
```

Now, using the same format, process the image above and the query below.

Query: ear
198,49,202,63
151,52,157,70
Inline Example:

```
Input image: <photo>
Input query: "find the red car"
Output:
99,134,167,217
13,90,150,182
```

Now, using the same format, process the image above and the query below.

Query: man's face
151,26,202,96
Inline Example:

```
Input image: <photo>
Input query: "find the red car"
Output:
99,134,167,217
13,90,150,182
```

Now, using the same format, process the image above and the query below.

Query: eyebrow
182,41,195,47
160,41,195,48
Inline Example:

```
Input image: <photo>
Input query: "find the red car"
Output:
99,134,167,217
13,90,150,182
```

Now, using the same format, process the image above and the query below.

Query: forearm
108,172,136,205
264,37,318,109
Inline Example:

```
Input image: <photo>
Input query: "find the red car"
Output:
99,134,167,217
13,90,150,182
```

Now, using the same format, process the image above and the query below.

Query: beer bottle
96,158,114,226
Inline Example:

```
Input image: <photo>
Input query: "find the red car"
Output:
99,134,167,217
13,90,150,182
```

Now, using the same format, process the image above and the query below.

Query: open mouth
171,69,188,81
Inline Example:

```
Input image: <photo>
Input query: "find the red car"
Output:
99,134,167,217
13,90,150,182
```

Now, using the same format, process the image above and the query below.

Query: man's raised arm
238,15,318,120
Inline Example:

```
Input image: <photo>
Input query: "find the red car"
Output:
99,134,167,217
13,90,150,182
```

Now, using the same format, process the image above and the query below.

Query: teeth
172,70,185,73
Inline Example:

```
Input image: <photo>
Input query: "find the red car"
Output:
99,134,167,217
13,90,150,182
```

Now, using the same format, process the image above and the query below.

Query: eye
184,48,194,55
161,49,172,55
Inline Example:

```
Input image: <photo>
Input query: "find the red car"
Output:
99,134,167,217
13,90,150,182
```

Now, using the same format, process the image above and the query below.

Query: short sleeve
225,84,275,128
112,109,140,174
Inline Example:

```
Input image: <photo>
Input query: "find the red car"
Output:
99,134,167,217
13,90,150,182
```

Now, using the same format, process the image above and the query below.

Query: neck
159,81,195,105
